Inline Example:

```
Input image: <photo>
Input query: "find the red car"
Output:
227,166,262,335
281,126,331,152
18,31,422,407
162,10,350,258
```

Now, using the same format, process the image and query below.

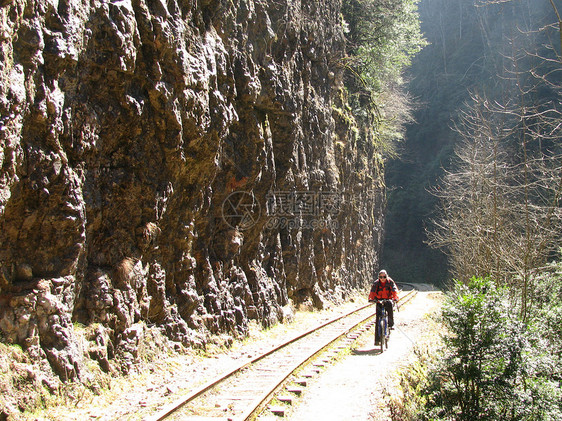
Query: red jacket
368,277,399,301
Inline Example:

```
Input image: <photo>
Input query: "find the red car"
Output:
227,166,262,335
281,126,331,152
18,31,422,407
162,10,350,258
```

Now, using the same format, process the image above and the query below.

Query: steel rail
237,306,384,420
148,302,372,421
149,289,417,421
243,288,418,420
397,287,417,308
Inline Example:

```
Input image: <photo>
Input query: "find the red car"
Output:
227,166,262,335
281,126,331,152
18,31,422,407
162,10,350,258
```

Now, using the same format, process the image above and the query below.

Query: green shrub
421,276,562,420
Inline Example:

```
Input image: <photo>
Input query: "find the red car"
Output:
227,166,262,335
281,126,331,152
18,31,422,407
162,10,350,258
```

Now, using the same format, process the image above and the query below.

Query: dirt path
278,291,443,421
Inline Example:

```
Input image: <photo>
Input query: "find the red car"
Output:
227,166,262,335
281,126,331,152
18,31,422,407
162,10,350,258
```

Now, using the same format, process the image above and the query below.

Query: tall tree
427,1,562,319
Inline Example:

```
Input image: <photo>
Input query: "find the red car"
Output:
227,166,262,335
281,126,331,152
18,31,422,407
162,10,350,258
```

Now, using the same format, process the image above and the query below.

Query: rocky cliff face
0,0,385,379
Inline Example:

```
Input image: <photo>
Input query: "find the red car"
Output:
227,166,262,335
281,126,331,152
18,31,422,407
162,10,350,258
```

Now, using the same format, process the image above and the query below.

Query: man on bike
368,270,399,343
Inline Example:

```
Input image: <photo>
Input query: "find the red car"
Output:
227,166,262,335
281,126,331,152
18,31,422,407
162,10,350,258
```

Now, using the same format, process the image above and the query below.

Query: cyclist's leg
385,301,394,328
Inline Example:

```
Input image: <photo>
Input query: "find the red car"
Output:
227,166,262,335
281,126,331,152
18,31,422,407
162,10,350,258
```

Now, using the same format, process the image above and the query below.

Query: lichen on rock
0,0,385,382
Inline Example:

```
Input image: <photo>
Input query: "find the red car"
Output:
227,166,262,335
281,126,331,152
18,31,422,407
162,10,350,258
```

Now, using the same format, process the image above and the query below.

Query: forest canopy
383,0,562,286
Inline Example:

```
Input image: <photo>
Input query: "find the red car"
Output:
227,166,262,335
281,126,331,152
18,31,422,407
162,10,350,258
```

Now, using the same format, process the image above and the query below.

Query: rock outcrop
0,0,385,379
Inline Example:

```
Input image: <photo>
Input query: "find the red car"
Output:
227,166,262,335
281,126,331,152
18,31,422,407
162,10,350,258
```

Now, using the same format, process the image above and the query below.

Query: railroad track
148,288,417,421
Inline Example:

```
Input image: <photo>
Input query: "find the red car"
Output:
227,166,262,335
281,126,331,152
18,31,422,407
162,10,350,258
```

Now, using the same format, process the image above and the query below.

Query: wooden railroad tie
286,386,303,395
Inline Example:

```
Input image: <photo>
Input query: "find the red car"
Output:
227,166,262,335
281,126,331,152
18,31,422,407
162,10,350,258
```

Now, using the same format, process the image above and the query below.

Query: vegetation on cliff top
342,0,427,156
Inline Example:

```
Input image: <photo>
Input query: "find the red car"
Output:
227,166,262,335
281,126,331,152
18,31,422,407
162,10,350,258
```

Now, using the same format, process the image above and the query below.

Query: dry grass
387,310,444,420
0,342,48,419
0,321,183,420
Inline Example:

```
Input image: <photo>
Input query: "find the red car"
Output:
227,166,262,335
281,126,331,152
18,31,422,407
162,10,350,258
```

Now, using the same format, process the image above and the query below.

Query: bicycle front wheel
378,318,386,352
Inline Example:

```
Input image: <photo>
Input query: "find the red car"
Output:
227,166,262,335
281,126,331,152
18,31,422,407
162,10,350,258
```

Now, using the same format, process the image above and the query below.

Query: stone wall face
0,0,385,378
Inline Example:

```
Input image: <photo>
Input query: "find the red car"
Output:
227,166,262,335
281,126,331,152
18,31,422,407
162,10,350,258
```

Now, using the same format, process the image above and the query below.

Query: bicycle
372,299,394,352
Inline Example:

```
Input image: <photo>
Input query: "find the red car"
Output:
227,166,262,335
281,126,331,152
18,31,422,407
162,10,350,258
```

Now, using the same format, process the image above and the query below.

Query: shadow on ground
351,347,383,356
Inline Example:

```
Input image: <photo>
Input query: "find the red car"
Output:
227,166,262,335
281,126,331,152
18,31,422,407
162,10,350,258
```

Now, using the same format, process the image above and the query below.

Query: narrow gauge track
397,282,416,291
149,289,417,421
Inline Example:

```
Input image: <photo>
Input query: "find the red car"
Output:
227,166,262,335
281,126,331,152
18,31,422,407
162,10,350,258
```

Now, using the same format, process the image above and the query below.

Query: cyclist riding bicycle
368,270,399,344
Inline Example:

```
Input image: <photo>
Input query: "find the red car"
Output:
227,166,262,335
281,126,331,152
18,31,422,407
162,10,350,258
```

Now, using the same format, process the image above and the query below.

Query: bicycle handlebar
369,298,399,311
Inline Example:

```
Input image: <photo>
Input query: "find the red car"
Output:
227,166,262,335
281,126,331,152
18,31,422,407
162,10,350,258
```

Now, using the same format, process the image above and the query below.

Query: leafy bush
419,276,562,420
